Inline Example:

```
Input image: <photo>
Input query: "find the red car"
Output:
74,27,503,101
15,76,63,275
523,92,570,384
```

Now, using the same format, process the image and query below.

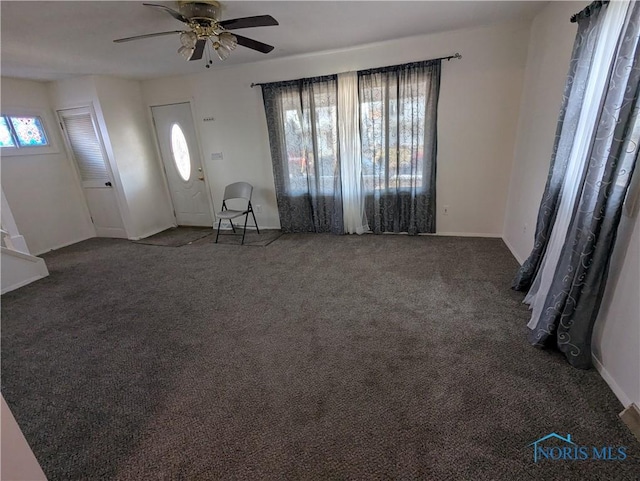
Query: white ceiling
1,1,547,81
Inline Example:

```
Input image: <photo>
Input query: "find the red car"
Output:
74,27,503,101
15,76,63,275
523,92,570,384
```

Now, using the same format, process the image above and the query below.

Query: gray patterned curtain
516,1,640,368
358,60,440,234
261,76,343,233
513,3,606,290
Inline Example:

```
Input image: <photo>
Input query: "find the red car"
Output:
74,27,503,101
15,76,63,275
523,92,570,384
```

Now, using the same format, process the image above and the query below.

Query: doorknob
105,181,112,187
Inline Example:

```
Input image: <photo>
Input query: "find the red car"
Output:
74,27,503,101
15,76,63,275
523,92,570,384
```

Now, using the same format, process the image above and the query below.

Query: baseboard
1,247,40,262
619,404,640,442
1,274,48,295
502,236,526,265
592,354,633,408
94,228,128,239
214,230,499,236
129,223,177,241
211,229,500,237
32,235,95,256
432,232,502,238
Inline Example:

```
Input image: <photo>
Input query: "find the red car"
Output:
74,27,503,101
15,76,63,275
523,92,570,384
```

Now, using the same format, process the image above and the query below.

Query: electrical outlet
211,152,223,161
443,205,449,216
255,204,262,213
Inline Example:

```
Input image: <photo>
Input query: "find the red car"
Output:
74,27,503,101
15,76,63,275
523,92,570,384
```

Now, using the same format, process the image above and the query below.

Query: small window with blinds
58,108,111,186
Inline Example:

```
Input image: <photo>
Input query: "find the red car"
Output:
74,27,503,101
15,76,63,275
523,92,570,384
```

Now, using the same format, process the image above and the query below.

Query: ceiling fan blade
233,34,275,54
114,30,182,43
143,3,190,23
189,39,207,61
219,15,279,30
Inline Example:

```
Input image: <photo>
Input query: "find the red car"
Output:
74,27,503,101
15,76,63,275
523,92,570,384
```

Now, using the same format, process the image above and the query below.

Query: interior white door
151,103,212,226
57,107,127,238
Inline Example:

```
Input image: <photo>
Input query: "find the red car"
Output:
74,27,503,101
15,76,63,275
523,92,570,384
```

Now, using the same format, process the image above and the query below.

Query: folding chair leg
251,209,260,234
215,218,222,243
241,213,249,245
230,220,236,233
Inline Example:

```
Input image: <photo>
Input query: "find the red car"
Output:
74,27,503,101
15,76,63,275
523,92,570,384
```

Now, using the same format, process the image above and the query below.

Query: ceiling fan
114,1,278,65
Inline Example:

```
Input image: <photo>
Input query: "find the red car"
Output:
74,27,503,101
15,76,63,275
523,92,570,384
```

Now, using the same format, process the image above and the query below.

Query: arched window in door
170,123,191,181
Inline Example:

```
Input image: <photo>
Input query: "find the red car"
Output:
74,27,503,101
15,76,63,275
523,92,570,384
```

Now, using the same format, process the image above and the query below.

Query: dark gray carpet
1,234,638,480
133,226,213,247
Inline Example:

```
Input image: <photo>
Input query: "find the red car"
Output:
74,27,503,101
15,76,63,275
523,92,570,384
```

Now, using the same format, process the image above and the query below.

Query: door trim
56,105,128,238
56,100,135,237
149,100,216,225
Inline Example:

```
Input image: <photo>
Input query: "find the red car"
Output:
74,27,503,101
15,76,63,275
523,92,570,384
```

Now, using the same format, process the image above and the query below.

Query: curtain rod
250,52,462,88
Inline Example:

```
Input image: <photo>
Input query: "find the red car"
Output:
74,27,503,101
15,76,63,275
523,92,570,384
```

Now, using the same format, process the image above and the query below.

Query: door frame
148,100,216,226
56,103,129,238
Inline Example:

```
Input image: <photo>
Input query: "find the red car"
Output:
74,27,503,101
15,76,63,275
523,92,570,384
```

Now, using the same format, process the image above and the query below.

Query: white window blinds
60,110,110,183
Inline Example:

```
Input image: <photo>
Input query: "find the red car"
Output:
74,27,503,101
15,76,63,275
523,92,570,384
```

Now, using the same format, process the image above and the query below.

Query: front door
151,103,212,226
57,107,127,238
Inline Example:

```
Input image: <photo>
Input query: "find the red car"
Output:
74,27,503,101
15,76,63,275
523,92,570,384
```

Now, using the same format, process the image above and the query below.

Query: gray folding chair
215,182,260,245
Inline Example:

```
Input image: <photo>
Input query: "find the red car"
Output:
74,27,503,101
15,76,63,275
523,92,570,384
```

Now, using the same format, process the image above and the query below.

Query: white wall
1,77,95,254
142,21,531,234
49,75,135,237
1,395,47,481
93,76,174,239
593,211,640,408
503,0,639,408
49,75,174,239
502,1,580,263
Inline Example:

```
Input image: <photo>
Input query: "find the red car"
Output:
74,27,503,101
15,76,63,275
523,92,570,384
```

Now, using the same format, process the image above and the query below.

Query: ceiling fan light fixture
114,3,278,68
213,42,231,60
178,45,195,60
180,31,198,48
218,32,237,50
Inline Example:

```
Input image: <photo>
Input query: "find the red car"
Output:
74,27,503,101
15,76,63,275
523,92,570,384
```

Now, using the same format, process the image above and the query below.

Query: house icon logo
528,433,575,463
528,432,628,463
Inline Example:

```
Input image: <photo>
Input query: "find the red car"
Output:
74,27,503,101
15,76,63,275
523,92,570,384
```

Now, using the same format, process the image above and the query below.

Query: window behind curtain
261,76,344,233
261,61,441,235
359,81,427,192
280,89,339,196
358,60,440,234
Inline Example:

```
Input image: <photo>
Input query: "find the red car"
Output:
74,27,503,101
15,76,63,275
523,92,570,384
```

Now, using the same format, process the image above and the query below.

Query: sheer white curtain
337,71,368,234
524,0,631,329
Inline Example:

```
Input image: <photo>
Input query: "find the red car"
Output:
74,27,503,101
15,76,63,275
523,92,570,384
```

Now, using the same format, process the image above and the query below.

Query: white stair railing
1,187,49,294
1,187,30,254
1,227,14,250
